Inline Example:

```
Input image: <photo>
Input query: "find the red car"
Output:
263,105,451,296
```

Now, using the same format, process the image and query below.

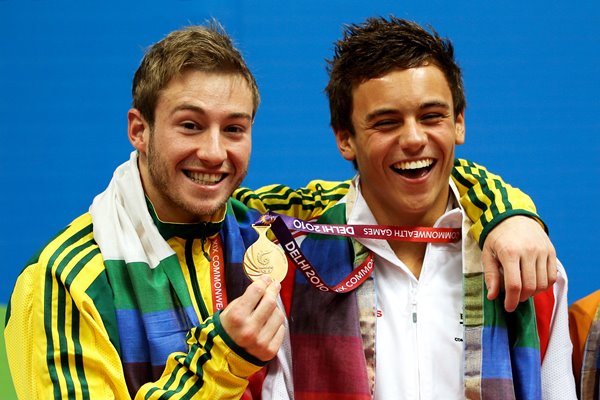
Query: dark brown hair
132,21,259,127
325,16,465,134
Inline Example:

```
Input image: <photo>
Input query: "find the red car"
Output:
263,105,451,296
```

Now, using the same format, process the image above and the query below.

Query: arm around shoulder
453,158,557,312
233,180,351,220
451,158,545,246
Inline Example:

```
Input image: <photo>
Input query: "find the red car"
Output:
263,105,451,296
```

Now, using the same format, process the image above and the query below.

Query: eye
372,119,399,130
225,125,243,133
224,124,250,136
421,113,446,124
181,121,199,130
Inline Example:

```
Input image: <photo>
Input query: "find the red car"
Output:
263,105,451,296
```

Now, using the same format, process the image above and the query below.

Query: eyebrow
365,100,451,122
172,103,253,121
365,108,399,123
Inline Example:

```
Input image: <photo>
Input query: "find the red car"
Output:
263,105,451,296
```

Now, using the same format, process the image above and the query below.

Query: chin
192,199,229,219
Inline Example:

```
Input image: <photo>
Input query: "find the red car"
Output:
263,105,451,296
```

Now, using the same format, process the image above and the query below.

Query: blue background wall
1,0,598,305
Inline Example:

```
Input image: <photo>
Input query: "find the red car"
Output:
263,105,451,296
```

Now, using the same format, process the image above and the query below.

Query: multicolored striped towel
287,200,544,399
89,151,260,395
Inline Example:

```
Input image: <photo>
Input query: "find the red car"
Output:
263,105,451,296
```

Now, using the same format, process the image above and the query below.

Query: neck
363,192,450,230
360,187,453,279
389,240,427,279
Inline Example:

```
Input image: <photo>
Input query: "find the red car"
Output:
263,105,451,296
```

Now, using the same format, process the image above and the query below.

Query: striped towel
287,199,545,399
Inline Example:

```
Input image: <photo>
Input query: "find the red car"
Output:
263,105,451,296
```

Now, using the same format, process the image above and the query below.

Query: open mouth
184,171,225,185
391,158,435,179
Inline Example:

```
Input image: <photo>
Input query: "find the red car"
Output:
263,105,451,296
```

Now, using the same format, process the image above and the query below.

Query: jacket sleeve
136,312,265,399
233,180,351,221
451,158,546,247
4,231,263,400
5,255,135,399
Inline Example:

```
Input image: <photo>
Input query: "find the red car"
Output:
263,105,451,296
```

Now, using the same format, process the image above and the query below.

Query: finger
220,276,272,332
546,241,558,286
237,275,273,312
251,280,281,324
482,247,501,301
254,322,286,362
518,254,537,303
498,252,521,313
264,278,282,297
546,252,558,287
246,301,286,362
256,304,285,343
534,254,549,296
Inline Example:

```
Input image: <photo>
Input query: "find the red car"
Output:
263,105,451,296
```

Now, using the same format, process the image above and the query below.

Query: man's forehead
157,71,254,111
352,66,454,107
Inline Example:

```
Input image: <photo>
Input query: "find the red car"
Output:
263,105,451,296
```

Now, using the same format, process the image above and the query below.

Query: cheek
433,131,458,154
230,141,252,165
361,139,389,162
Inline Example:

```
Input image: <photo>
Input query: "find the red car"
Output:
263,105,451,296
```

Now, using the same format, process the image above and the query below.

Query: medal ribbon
209,236,228,311
256,211,461,293
262,212,461,243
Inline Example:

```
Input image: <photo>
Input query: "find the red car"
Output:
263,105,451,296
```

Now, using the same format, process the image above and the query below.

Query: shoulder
8,211,110,322
25,212,106,287
233,179,352,217
234,179,351,200
570,289,600,323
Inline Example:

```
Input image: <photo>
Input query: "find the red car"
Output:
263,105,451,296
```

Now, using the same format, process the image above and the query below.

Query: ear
128,108,150,153
334,128,357,161
454,110,466,145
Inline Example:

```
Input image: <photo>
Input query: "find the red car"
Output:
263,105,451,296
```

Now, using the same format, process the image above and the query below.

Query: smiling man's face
129,70,254,223
335,65,465,227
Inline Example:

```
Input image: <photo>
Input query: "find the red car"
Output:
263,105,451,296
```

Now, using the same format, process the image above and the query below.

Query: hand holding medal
243,224,288,282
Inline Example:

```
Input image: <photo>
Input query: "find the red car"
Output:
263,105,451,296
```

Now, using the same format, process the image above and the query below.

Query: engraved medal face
243,224,288,282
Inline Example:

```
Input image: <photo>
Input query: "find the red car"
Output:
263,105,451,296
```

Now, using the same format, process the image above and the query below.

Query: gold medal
243,224,288,282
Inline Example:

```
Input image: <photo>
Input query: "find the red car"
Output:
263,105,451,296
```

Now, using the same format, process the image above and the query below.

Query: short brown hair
325,16,465,134
132,21,260,127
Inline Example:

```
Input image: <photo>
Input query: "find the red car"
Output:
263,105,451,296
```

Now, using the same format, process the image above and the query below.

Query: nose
398,119,427,152
197,127,227,166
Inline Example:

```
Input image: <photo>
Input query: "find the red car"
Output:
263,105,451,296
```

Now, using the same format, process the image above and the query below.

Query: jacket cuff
479,210,548,248
212,310,268,377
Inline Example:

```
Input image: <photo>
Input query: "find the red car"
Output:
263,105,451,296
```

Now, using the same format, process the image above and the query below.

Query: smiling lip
391,158,435,179
184,171,226,185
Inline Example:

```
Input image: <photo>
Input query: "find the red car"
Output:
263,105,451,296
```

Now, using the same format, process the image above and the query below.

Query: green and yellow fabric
1,304,17,400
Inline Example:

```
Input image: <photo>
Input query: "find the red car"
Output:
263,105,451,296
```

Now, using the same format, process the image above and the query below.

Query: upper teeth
394,159,434,170
187,171,222,184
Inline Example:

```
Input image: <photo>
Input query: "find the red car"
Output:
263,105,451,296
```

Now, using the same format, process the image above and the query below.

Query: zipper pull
411,286,417,323
200,224,212,261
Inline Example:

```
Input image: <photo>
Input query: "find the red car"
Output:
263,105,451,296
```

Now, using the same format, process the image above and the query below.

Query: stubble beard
146,132,246,221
